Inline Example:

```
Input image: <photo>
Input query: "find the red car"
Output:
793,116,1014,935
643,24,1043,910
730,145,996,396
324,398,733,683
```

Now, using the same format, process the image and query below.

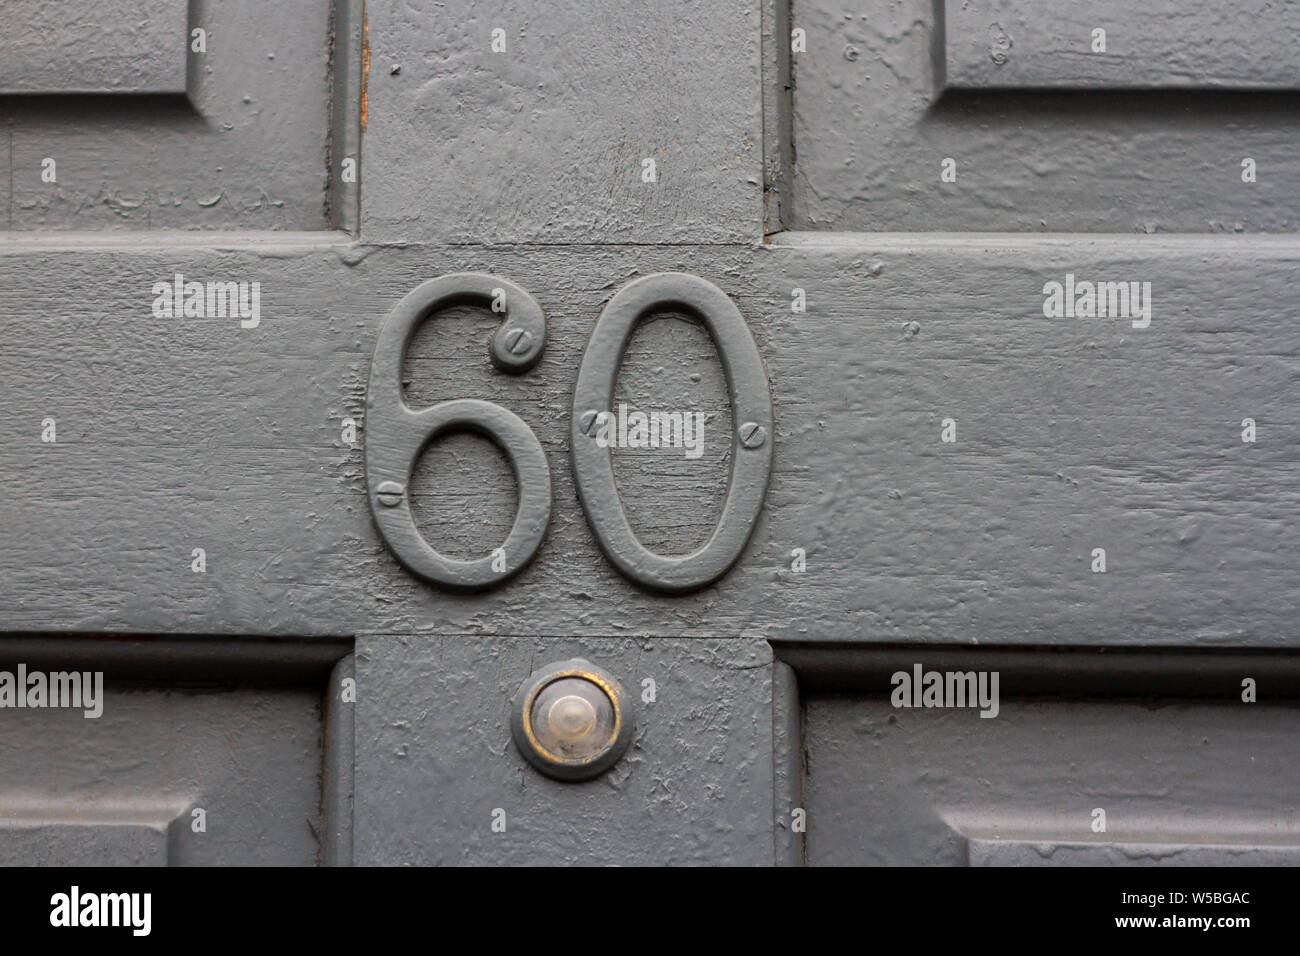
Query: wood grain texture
2,234,1296,647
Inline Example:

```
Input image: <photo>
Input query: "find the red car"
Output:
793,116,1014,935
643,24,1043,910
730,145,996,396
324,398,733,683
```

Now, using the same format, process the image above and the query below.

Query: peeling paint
361,10,370,131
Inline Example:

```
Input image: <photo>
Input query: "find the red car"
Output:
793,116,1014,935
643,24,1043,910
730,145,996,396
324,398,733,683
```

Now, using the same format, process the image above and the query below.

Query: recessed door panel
799,656,1300,866
786,0,1300,231
0,0,358,230
0,637,352,866
0,0,188,95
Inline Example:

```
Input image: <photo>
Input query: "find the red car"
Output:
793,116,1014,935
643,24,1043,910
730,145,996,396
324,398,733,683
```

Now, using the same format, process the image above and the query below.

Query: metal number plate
571,273,773,593
365,274,551,591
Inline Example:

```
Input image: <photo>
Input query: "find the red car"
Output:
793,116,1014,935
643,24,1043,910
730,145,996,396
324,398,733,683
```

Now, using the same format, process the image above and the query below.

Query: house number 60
365,272,773,593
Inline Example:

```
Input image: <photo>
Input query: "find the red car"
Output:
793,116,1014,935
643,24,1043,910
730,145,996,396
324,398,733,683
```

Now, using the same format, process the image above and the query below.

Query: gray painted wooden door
1,0,1297,866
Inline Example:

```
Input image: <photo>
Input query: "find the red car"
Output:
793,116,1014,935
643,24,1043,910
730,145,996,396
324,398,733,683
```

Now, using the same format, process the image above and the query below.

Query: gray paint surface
0,0,339,230
0,635,349,865
0,0,188,95
0,814,175,866
804,692,1300,865
2,0,1298,868
2,235,1296,646
966,839,1300,866
941,0,1300,90
790,0,1300,231
360,0,764,243
355,636,774,865
0,684,323,865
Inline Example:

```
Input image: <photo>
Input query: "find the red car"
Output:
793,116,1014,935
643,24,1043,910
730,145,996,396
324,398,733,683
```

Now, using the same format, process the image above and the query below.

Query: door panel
0,637,351,865
1,0,1295,869
805,693,1300,866
2,239,1294,645
788,0,1300,231
355,636,775,865
789,647,1300,866
0,0,355,230
359,0,762,243
940,0,1300,90
0,0,189,95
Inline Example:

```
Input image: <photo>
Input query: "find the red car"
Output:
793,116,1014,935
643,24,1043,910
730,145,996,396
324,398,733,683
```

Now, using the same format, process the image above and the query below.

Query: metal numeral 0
572,273,773,593
365,274,551,591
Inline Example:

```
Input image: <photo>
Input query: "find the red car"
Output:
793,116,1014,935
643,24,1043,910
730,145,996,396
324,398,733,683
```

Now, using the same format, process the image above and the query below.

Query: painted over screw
376,481,404,507
504,327,533,355
579,409,601,436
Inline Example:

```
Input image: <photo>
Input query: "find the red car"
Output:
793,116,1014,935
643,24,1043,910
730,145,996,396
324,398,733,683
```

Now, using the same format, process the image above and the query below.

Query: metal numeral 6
365,274,551,591
366,272,772,594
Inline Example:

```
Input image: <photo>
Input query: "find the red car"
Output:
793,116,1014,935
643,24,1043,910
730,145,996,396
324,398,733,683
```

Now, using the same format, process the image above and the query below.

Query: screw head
739,422,767,449
579,409,602,436
375,480,404,507
504,327,533,355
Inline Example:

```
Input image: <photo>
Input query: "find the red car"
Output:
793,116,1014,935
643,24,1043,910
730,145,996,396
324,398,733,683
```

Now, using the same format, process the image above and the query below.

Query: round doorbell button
510,659,634,781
